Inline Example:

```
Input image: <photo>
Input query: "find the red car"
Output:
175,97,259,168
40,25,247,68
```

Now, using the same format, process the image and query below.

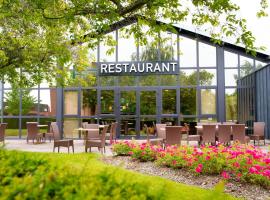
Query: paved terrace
3,139,270,155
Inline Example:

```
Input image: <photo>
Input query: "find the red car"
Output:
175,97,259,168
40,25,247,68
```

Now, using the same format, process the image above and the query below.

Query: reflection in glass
255,61,266,69
3,118,19,137
160,32,177,60
101,90,114,114
99,118,115,125
225,69,238,86
201,89,216,114
199,42,216,67
21,118,38,138
161,118,177,126
140,91,156,115
160,75,177,86
40,89,57,116
225,89,237,122
162,89,176,114
180,70,197,86
180,88,197,115
64,118,79,138
180,37,196,67
4,90,18,116
240,56,253,68
119,76,136,86
120,118,136,136
199,69,216,86
77,72,97,87
240,67,253,78
224,51,238,68
120,91,136,115
64,91,78,115
140,118,156,135
139,76,157,86
100,76,115,86
81,89,97,116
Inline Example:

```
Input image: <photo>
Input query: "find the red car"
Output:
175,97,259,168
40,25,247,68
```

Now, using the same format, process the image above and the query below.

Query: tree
4,88,37,115
0,0,268,87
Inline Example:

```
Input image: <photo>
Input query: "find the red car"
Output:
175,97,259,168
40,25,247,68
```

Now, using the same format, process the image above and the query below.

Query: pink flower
205,156,211,161
195,164,203,173
249,167,258,174
233,162,240,168
128,151,133,155
221,171,230,179
172,160,177,166
262,169,270,178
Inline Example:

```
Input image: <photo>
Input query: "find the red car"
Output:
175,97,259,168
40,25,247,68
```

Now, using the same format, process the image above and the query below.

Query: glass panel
40,89,57,116
118,26,137,61
199,69,216,86
64,118,79,138
100,32,116,62
101,90,114,114
199,117,217,123
119,76,136,86
224,51,238,68
21,118,38,138
139,76,157,86
64,90,78,115
120,118,136,136
180,69,197,86
39,118,56,133
99,118,115,125
161,118,177,126
240,56,253,68
240,67,253,78
120,91,136,115
82,118,98,124
160,75,177,86
140,118,156,136
100,76,115,86
4,89,19,116
140,91,156,115
180,36,196,67
160,32,178,61
77,72,97,87
162,89,176,114
255,61,266,69
225,69,238,86
180,88,197,115
225,89,237,122
201,89,216,114
199,42,216,67
3,118,19,137
81,89,97,116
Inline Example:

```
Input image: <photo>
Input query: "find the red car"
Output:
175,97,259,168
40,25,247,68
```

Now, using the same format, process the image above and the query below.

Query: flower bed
112,141,270,189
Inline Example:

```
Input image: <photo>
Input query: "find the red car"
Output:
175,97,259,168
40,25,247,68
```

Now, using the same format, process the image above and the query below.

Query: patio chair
250,122,265,145
231,124,250,144
85,124,100,140
51,122,74,153
0,123,7,144
108,122,117,144
185,123,201,145
165,126,183,147
147,124,166,145
26,122,44,144
85,125,109,154
44,121,53,142
222,122,236,125
201,125,216,145
217,124,231,145
82,122,88,128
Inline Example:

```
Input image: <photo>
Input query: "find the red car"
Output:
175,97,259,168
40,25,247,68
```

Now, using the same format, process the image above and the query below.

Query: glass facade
1,25,268,138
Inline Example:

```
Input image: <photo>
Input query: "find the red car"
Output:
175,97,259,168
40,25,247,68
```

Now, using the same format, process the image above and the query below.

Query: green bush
0,149,237,200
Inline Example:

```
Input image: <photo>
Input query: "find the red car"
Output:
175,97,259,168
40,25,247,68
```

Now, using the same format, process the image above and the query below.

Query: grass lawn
0,149,237,200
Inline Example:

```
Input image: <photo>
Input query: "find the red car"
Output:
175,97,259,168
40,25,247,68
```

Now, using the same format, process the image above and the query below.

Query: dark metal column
216,46,226,122
56,87,64,138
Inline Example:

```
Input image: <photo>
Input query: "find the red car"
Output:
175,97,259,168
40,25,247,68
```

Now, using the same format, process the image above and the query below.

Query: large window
140,91,156,115
201,89,216,115
81,89,97,116
101,90,114,114
180,88,197,115
64,90,78,115
162,89,176,114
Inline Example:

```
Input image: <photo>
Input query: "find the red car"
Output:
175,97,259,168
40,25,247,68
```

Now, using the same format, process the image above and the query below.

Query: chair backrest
253,122,265,136
82,122,88,129
100,125,109,145
51,122,61,140
156,124,166,139
217,125,231,143
85,124,99,139
231,124,246,143
165,126,183,146
110,122,117,140
201,125,216,143
223,122,236,125
26,122,39,140
0,123,7,142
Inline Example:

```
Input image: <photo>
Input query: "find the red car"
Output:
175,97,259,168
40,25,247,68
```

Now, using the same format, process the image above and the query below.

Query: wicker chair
0,123,7,144
85,124,100,140
201,125,216,145
26,122,44,144
165,126,183,147
250,122,265,145
109,122,118,144
147,124,166,145
51,122,74,153
185,123,201,145
231,124,250,144
44,121,53,142
217,124,231,145
85,125,109,154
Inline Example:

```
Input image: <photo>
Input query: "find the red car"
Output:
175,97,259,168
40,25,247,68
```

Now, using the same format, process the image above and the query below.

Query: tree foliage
0,0,268,87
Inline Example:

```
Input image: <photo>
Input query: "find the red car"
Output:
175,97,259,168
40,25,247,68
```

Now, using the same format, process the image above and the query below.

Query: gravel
102,156,270,200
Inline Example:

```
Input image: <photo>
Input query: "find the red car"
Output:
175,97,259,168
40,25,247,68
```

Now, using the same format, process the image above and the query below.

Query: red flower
205,155,211,161
249,167,258,174
221,171,230,179
195,164,203,173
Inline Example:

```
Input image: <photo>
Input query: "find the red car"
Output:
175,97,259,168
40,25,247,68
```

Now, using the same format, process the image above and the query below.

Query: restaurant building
1,21,270,139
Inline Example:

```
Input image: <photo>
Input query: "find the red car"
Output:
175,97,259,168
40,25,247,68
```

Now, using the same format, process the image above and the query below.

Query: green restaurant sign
97,61,179,76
